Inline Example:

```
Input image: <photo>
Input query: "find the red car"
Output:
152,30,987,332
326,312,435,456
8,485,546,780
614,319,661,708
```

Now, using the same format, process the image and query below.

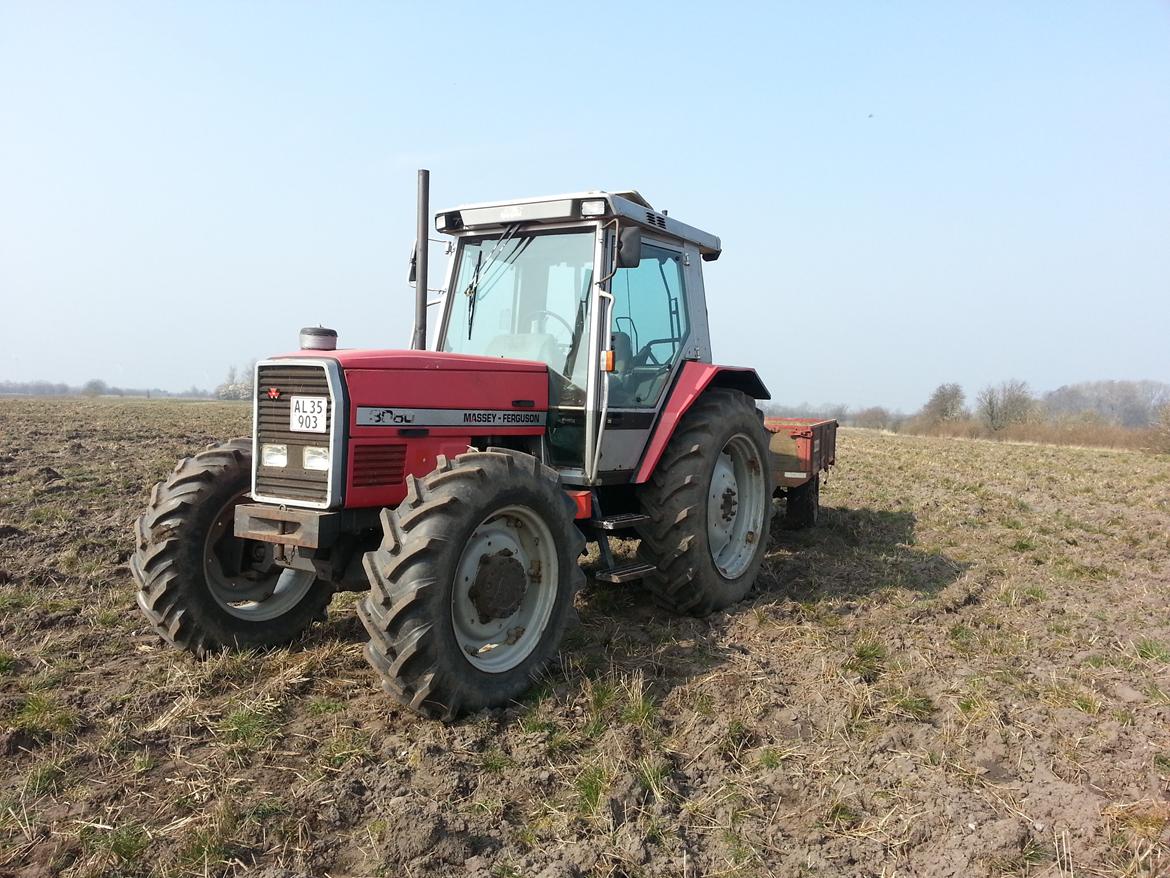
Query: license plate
290,396,327,433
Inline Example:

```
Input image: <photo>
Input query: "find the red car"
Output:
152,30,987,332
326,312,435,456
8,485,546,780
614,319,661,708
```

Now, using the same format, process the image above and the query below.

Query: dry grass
1,399,1169,877
900,415,1165,452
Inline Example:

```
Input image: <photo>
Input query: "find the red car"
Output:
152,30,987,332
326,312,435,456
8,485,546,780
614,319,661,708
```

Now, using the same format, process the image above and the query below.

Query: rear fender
633,363,771,484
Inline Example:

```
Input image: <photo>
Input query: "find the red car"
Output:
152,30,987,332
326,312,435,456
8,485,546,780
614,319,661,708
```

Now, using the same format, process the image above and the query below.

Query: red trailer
765,417,838,528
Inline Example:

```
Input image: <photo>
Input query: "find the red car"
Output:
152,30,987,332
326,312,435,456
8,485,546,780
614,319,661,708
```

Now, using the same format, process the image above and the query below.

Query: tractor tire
784,474,820,529
635,388,774,615
358,449,585,720
131,438,333,656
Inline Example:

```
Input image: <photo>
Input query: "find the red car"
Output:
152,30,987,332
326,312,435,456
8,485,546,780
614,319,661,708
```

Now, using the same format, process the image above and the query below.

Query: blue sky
1,1,1167,411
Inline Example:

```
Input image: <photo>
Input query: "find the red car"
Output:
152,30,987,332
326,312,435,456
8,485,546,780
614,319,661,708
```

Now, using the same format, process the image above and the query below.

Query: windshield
443,228,595,406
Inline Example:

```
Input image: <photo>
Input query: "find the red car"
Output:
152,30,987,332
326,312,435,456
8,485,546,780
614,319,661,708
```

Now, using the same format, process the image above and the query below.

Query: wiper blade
462,224,522,340
464,249,483,339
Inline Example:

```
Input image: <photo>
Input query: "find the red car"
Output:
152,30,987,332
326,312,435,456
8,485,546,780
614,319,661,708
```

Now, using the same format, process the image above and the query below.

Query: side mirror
617,227,642,268
408,244,417,285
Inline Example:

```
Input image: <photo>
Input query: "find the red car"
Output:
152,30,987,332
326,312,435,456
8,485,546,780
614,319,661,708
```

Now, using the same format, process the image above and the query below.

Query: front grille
254,363,334,506
352,444,406,487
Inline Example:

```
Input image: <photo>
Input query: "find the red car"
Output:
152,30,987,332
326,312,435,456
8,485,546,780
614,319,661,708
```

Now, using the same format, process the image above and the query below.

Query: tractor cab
430,191,722,484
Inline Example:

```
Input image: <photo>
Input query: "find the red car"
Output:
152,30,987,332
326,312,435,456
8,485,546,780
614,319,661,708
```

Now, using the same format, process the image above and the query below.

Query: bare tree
977,380,1033,431
1001,379,1034,425
921,383,965,423
1154,404,1170,454
1044,380,1170,428
216,364,253,401
853,406,892,430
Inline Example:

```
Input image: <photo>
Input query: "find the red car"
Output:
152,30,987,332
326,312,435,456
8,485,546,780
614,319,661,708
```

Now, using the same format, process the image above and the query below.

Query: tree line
1,363,259,401
0,379,212,399
765,379,1170,452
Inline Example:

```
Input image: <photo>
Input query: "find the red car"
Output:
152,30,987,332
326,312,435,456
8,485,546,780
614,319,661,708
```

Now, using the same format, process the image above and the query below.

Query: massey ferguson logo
267,387,281,400
369,408,415,425
356,406,547,427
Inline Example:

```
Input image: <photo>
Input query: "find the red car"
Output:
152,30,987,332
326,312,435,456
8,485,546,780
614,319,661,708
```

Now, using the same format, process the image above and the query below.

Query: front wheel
357,449,584,720
131,439,333,655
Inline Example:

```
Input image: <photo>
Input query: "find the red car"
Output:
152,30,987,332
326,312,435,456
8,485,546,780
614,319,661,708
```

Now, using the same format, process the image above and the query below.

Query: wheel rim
203,493,316,622
451,504,559,674
707,433,767,579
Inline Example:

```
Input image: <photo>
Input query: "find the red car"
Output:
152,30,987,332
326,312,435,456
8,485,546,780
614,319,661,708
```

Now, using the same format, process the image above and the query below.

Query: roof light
436,211,463,233
579,198,606,217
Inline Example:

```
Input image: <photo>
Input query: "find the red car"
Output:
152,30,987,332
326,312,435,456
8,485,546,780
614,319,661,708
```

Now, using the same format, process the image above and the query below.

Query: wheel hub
468,551,528,623
720,485,738,522
706,434,767,579
203,492,316,620
451,504,560,674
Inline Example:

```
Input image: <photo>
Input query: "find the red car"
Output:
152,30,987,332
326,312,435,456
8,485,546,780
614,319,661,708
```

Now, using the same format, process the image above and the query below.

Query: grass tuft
574,764,609,817
719,719,754,762
843,638,887,682
1135,638,1170,662
582,677,618,738
25,759,68,795
619,676,657,728
634,756,671,802
307,697,346,715
82,822,150,864
479,749,513,773
890,691,935,722
1043,683,1102,715
12,693,79,738
319,727,373,769
825,801,862,830
219,699,282,749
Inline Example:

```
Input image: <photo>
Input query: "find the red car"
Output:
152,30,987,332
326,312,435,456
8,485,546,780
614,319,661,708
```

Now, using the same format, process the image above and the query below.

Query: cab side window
608,244,689,407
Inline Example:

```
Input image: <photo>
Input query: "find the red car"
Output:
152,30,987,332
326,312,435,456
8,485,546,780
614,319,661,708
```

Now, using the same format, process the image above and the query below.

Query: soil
0,397,1168,877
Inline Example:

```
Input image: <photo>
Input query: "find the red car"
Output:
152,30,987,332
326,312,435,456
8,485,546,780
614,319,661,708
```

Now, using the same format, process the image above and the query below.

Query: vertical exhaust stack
411,168,430,350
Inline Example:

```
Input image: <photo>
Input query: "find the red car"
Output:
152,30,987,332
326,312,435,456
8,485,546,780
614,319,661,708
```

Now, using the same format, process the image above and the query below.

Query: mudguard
634,362,770,484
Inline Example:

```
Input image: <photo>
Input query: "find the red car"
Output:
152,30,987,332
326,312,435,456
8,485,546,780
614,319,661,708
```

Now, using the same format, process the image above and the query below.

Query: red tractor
131,173,835,719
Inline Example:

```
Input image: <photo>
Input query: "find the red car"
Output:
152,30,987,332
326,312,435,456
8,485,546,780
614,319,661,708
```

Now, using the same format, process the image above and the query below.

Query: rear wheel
358,449,584,720
131,439,333,655
635,389,774,615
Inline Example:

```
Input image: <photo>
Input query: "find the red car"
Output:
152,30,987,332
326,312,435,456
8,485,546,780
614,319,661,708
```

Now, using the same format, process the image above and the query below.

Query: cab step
589,513,650,531
594,561,658,584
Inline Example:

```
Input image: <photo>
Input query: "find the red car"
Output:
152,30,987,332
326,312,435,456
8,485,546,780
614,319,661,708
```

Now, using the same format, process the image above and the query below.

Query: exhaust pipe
410,168,430,350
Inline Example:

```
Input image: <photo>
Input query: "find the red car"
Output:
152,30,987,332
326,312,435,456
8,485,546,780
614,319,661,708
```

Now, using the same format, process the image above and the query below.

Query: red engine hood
270,348,548,373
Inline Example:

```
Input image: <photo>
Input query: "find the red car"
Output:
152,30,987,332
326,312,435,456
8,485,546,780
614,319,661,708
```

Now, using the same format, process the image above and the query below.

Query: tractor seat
611,331,633,374
607,331,636,405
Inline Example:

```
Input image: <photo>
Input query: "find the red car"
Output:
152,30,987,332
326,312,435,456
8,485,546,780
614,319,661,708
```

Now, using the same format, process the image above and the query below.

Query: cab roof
436,190,721,261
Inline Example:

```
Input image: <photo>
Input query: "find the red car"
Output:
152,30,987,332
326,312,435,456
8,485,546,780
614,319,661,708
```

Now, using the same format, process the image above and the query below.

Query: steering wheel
531,309,575,340
632,338,679,369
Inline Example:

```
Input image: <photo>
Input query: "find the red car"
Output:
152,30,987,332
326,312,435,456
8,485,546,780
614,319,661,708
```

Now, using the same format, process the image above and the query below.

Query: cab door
593,239,694,478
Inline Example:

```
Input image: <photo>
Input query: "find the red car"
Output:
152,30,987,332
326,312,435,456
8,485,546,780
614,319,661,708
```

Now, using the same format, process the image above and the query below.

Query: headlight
261,444,287,467
303,446,330,471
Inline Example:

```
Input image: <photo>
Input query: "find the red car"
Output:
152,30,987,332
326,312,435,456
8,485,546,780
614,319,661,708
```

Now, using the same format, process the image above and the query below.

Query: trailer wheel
358,449,585,720
784,474,820,529
131,439,333,656
635,389,774,615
